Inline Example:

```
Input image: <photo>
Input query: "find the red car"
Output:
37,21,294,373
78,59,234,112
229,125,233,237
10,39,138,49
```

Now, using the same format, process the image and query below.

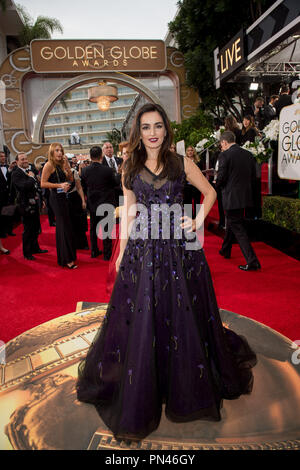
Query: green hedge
262,196,300,234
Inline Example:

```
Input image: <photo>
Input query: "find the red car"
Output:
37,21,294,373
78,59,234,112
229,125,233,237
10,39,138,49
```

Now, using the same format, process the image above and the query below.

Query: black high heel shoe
0,248,10,255
66,263,78,269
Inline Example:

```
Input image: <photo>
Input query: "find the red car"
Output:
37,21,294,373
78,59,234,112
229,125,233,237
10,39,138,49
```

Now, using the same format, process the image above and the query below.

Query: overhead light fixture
96,96,111,112
249,81,259,90
88,81,118,112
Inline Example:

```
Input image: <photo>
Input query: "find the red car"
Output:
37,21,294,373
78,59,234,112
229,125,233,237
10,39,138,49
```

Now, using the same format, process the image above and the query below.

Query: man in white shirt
102,142,122,172
264,95,279,125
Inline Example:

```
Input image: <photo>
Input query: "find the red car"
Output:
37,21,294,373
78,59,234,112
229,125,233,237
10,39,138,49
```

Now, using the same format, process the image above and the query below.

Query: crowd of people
244,84,294,130
1,127,262,274
0,141,126,268
1,84,295,271
185,84,298,231
1,99,277,441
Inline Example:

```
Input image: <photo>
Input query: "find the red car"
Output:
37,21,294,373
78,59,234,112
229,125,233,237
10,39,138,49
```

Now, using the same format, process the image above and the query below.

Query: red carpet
204,230,300,342
0,216,111,343
1,215,299,343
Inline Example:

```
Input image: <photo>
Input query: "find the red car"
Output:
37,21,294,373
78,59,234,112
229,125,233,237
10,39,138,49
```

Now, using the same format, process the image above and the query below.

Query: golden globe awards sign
30,39,167,73
278,104,300,181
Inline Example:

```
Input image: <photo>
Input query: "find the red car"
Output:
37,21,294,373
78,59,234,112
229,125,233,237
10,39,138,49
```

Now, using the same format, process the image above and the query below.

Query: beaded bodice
132,165,185,207
130,164,187,242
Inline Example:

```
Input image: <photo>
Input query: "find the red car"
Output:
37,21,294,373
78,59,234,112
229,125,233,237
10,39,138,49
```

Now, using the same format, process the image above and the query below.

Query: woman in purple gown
76,103,257,440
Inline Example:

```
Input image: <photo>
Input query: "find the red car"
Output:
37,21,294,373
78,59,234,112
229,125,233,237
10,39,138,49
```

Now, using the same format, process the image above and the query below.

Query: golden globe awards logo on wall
278,103,300,181
30,39,167,73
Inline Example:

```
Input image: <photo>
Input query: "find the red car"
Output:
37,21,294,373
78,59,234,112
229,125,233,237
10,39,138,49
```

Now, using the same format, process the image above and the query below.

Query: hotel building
43,83,138,153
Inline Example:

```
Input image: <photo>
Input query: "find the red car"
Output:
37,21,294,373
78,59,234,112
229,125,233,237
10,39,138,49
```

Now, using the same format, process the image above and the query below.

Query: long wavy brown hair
47,142,65,169
242,115,258,135
123,103,182,189
224,115,240,132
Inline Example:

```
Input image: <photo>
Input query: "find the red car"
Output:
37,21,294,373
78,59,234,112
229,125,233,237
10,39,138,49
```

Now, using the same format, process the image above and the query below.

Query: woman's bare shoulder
43,161,55,172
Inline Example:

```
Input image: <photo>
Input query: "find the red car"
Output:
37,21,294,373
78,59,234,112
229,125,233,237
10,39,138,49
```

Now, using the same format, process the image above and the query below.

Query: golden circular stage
0,303,299,450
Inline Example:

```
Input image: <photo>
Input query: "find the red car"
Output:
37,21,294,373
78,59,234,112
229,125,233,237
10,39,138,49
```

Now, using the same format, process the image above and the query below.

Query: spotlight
249,82,259,91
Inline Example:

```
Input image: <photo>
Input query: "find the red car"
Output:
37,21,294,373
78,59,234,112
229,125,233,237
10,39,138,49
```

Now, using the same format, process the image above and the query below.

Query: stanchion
206,148,209,171
267,141,273,195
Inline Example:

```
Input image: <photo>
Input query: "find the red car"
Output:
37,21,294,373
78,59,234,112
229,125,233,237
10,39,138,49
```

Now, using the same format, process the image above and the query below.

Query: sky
17,0,179,40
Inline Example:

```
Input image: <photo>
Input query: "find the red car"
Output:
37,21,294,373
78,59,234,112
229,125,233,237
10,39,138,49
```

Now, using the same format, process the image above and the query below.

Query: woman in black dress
41,143,77,269
0,235,9,255
76,103,257,441
183,145,202,219
240,115,260,146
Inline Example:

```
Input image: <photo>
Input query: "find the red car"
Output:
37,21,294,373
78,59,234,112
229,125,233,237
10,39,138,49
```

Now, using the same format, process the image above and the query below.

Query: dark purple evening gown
76,157,257,440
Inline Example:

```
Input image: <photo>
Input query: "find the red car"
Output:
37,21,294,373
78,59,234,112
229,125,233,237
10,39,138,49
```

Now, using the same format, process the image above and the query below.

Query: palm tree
105,128,122,154
16,4,63,46
0,0,7,12
15,4,65,110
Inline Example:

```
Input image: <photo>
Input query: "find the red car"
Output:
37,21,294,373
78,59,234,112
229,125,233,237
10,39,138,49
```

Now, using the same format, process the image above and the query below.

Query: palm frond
16,4,32,24
34,16,63,35
16,4,64,46
0,0,7,12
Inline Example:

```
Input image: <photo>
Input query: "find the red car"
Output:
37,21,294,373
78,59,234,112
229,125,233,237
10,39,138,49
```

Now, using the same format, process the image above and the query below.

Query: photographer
264,95,279,124
244,96,265,131
275,85,293,117
11,153,48,260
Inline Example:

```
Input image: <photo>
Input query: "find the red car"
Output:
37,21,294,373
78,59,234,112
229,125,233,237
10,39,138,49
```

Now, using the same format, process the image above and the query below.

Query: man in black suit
11,153,48,260
102,141,123,204
0,150,17,237
102,141,123,171
264,95,279,124
275,85,293,117
216,131,261,271
81,146,120,260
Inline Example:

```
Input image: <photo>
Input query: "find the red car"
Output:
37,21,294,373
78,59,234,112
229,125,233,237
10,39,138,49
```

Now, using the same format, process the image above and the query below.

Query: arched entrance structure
0,41,199,163
32,72,166,144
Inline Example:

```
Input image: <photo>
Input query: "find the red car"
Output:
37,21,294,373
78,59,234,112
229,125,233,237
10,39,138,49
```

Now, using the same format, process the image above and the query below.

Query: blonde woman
185,145,198,163
184,145,202,219
41,143,77,269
